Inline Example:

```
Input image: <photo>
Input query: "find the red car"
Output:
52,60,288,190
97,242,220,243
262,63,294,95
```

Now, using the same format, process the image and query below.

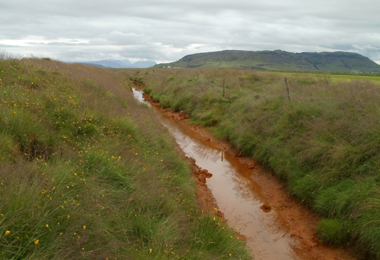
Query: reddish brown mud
132,85,356,260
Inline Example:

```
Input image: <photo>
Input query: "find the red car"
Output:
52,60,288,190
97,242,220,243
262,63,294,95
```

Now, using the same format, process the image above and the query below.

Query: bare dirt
138,85,357,260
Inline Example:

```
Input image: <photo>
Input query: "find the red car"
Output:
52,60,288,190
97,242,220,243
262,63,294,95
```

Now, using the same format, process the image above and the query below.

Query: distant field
330,73,380,82
275,71,380,82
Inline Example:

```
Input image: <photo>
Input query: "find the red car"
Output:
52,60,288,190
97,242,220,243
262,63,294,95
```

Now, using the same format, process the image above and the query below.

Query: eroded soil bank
132,86,357,260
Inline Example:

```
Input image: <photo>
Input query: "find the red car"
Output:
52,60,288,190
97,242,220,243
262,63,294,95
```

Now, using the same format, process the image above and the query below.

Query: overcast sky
1,0,380,64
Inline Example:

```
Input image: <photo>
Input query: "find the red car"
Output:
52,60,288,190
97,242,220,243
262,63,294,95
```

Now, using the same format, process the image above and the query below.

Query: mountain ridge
155,50,380,73
75,59,156,68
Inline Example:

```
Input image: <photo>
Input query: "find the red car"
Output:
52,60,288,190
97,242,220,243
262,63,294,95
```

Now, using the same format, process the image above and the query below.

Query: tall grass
126,67,380,259
0,58,250,259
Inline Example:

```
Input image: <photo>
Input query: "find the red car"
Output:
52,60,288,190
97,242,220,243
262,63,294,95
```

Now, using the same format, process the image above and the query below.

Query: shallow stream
131,87,355,260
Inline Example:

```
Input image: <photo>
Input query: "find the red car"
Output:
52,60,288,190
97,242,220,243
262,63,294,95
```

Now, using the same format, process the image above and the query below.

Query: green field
331,74,380,82
126,67,380,259
274,71,380,82
0,56,250,259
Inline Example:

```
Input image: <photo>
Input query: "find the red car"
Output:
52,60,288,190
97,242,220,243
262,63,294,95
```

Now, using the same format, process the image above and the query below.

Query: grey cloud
1,0,379,63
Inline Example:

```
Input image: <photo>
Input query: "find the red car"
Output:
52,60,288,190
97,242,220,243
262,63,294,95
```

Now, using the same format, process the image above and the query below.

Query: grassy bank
0,57,250,259
126,68,380,259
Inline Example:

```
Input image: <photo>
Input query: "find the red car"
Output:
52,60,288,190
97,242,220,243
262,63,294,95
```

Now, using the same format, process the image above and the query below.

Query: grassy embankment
0,56,250,259
126,68,380,259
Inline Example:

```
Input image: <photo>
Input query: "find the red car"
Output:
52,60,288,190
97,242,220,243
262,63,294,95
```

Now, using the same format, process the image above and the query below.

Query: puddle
131,88,355,260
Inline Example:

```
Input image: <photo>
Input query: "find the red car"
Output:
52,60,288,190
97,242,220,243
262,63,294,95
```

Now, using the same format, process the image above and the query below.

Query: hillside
155,50,380,73
0,56,249,259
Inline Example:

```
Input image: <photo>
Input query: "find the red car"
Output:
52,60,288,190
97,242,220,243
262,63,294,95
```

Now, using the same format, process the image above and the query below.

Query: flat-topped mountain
155,50,380,73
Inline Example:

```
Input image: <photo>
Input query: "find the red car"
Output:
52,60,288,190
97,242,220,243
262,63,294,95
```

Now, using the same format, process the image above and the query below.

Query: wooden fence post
284,77,291,101
223,79,225,97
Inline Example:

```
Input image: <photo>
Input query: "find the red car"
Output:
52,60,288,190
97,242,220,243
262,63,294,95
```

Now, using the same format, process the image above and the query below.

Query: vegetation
154,50,380,73
276,71,380,83
0,55,250,259
126,67,380,259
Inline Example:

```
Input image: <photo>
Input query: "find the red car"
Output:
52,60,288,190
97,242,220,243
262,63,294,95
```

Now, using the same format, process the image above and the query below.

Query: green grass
317,218,353,245
125,67,380,259
0,57,250,259
331,74,380,82
274,70,380,82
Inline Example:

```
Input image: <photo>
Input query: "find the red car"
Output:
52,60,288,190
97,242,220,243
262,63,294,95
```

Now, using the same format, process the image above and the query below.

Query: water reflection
161,120,299,259
132,87,151,106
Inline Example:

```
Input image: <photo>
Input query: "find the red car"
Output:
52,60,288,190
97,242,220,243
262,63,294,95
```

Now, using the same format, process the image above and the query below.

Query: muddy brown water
132,88,356,260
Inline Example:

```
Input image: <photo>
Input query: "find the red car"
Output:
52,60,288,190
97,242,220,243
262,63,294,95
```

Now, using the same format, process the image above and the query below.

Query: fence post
223,79,225,97
284,77,291,101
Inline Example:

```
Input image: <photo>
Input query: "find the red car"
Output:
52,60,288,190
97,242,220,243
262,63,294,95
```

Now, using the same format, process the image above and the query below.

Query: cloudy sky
1,0,380,64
